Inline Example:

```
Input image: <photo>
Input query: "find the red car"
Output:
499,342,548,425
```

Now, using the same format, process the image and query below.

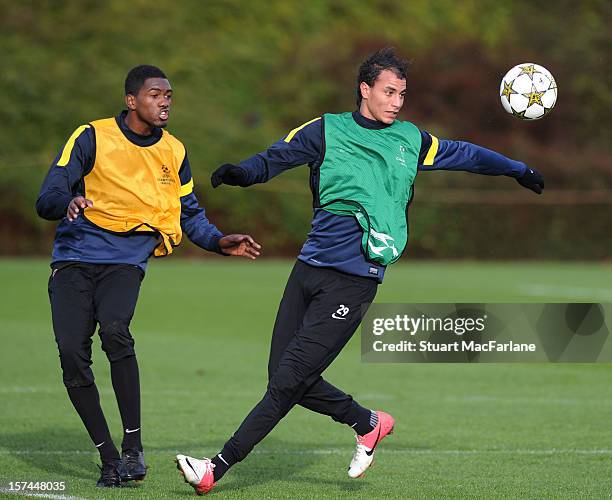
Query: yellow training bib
84,118,185,257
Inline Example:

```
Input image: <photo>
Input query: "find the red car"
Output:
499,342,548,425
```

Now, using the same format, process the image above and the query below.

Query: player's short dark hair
125,65,167,96
356,47,410,106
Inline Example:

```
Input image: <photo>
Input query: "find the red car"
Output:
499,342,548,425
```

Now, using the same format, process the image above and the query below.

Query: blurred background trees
2,0,610,258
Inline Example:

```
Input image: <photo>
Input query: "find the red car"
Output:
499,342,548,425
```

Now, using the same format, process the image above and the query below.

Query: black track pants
222,260,378,462
48,263,143,388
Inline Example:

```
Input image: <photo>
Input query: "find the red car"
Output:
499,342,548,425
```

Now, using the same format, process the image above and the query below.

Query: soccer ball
499,63,557,120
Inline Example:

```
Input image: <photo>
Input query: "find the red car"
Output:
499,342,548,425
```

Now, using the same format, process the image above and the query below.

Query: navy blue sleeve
36,125,95,220
179,154,224,254
235,117,323,185
417,130,527,177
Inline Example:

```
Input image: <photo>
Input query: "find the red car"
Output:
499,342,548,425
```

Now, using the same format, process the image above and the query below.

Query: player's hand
516,167,544,194
219,234,262,259
67,196,93,221
211,163,248,188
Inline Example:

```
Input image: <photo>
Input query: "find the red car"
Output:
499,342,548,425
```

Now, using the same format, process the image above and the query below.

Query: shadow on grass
0,426,217,484
1,429,368,495
1,426,98,481
202,436,366,496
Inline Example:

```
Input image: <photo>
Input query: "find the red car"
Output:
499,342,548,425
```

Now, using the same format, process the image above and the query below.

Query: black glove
516,167,544,194
211,163,248,188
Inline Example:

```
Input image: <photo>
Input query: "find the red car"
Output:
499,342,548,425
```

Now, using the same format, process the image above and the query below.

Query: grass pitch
1,258,611,498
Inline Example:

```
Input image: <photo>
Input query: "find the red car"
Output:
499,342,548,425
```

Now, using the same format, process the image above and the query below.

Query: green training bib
318,112,421,265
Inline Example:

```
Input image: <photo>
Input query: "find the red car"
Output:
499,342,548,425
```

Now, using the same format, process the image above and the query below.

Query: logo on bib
396,145,407,166
368,229,399,259
158,164,175,186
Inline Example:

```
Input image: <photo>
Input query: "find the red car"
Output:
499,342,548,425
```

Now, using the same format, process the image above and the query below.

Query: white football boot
175,454,216,495
348,410,395,478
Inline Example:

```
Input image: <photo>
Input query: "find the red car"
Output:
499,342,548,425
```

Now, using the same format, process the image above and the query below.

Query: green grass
1,258,611,499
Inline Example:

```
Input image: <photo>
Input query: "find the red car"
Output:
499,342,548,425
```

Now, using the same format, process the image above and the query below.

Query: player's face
359,70,406,124
126,78,173,131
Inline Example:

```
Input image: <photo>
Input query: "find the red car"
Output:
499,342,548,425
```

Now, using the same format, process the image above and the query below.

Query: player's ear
360,82,370,101
125,94,136,111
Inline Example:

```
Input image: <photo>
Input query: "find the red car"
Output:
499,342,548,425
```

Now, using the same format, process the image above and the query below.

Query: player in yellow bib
37,65,261,488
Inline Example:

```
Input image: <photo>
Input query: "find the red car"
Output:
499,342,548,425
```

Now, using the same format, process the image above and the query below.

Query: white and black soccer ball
500,63,557,120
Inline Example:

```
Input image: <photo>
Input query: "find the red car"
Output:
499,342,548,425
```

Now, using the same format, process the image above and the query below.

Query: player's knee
58,350,94,388
56,339,80,361
268,369,307,411
56,340,94,388
59,355,94,387
99,320,135,362
62,371,95,388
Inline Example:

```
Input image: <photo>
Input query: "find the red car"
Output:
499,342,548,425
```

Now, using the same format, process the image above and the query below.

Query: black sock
211,448,236,482
97,442,121,463
67,384,119,462
110,356,142,452
345,403,376,436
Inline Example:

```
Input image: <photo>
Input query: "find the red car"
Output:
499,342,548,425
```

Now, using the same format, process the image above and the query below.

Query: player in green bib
176,48,544,495
318,111,421,265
